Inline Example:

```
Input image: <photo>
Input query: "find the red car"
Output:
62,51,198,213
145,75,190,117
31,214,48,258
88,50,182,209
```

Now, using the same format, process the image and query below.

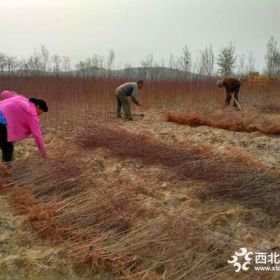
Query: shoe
127,117,133,121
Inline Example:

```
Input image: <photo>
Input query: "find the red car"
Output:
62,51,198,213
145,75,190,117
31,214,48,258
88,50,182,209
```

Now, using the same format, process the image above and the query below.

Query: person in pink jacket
0,91,48,162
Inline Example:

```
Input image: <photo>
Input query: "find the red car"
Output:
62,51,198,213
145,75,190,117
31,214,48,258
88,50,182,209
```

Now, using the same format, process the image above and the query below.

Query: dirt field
0,104,279,279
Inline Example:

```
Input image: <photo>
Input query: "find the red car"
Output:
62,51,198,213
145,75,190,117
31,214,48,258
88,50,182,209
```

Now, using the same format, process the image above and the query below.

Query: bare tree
0,53,7,72
75,54,104,76
178,45,191,72
6,56,18,72
198,45,215,77
61,56,71,72
40,45,49,72
140,53,154,67
168,54,179,69
52,54,61,73
237,54,246,77
27,51,44,72
246,51,256,74
217,42,236,76
75,61,87,71
91,54,104,68
106,50,115,70
265,36,280,76
140,53,154,79
17,58,28,72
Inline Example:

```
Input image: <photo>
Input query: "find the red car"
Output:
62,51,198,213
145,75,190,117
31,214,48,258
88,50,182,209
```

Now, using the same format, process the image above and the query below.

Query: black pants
0,124,14,162
225,85,240,107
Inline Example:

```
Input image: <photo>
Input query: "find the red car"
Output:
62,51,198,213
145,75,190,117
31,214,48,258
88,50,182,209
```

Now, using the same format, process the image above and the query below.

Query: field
0,74,280,280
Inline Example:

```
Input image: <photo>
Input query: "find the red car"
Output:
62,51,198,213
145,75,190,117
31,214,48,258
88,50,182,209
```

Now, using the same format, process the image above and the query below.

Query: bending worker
217,77,241,108
0,90,48,162
115,80,144,120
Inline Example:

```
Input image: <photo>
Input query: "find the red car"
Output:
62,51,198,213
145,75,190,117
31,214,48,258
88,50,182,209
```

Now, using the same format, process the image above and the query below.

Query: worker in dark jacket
217,77,241,108
115,80,144,120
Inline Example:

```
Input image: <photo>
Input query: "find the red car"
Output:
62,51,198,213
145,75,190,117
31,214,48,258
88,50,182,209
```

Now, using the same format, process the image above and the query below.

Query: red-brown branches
8,187,66,240
166,111,280,135
77,123,280,217
258,104,280,114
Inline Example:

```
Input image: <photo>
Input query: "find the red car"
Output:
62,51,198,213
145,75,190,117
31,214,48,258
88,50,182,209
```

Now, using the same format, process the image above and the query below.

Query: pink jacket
0,91,46,156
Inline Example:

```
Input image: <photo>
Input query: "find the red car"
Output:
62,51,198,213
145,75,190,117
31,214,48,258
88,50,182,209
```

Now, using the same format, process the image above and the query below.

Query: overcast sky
0,0,279,71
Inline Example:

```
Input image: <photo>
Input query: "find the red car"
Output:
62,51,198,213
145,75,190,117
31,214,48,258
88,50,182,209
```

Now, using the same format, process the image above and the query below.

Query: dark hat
137,79,144,84
29,97,48,112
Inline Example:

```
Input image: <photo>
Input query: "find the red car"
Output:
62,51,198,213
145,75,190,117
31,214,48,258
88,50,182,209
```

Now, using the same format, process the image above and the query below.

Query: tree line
0,36,279,77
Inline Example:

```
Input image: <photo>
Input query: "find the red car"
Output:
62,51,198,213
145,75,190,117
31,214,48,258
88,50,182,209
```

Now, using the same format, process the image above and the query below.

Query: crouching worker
0,91,48,162
115,80,144,120
217,77,241,109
